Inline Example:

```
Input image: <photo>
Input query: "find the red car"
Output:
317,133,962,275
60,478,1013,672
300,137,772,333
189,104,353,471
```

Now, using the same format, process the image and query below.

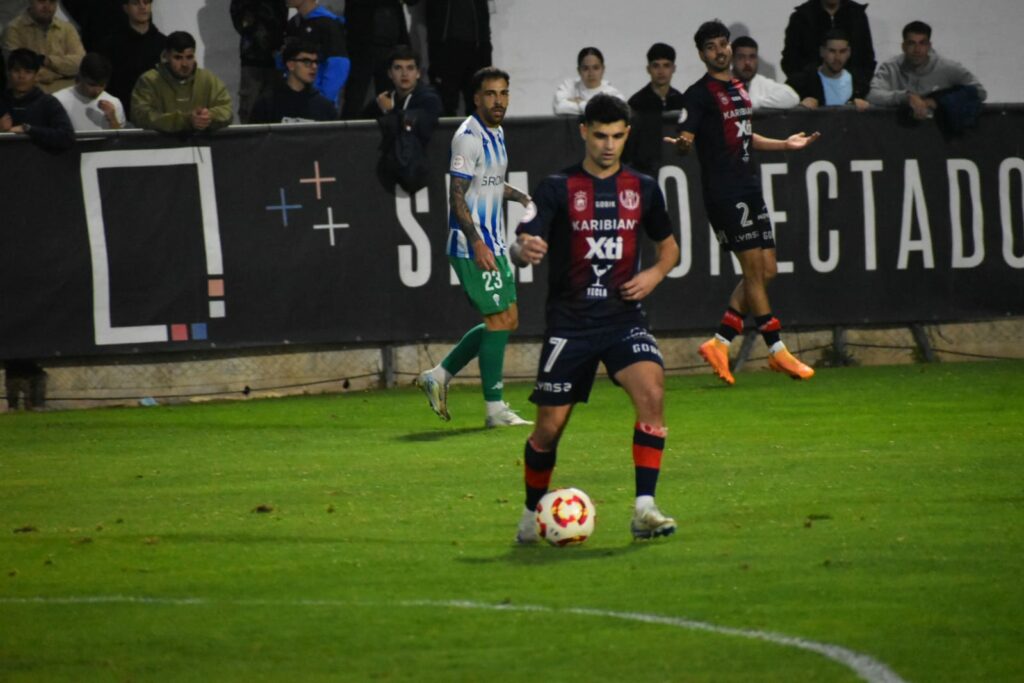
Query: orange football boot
698,338,735,385
768,348,815,380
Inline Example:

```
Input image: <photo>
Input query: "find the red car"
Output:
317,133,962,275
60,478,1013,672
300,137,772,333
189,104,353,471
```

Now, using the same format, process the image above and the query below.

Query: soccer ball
536,488,596,546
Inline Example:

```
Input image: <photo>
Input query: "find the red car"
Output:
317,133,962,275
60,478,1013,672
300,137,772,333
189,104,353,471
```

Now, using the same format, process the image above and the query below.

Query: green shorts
450,254,517,316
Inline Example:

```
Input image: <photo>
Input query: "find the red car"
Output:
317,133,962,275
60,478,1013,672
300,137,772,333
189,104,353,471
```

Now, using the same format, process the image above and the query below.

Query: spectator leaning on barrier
2,0,85,94
781,0,875,89
425,0,492,117
230,0,288,123
787,29,870,111
54,51,124,130
730,36,799,110
250,39,335,123
131,31,232,133
365,44,441,193
868,21,987,123
96,0,163,122
0,47,74,150
553,47,625,116
284,0,349,112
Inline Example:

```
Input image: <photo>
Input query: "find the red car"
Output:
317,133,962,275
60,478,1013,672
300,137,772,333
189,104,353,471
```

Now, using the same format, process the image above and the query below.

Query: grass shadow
396,427,489,442
457,539,662,565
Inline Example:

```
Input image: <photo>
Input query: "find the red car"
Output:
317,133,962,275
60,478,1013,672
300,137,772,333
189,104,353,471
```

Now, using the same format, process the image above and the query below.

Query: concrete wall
37,0,1023,117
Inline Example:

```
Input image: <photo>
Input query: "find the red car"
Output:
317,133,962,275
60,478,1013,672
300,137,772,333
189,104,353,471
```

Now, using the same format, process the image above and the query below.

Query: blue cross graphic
265,188,303,227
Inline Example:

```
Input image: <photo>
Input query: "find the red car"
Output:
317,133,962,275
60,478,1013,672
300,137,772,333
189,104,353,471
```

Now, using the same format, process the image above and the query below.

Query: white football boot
515,507,539,544
630,504,677,539
416,370,450,421
485,403,533,428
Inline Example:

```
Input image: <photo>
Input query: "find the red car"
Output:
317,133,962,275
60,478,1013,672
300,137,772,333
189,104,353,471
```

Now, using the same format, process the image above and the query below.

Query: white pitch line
1,596,908,683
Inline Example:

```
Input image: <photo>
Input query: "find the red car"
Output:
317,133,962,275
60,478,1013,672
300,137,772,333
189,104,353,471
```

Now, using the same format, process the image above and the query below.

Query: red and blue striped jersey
678,73,761,203
517,164,673,334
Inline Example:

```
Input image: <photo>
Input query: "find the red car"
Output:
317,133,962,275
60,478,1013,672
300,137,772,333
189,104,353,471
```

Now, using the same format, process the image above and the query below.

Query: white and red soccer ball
535,488,596,546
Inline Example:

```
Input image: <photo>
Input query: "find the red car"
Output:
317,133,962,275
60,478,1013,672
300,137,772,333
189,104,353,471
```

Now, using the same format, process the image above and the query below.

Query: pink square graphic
208,279,225,297
171,324,189,341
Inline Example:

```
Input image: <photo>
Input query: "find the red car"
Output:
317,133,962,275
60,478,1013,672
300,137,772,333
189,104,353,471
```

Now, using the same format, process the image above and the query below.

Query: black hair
282,39,319,63
6,48,42,72
731,35,758,52
164,31,196,53
577,47,605,67
121,0,154,4
694,20,730,49
583,93,631,126
386,44,420,69
78,53,113,84
470,66,510,94
902,21,932,40
821,29,850,46
646,42,676,64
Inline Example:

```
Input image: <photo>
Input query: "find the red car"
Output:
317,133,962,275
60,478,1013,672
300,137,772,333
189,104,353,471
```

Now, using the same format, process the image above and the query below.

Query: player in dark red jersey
510,94,681,542
666,20,820,385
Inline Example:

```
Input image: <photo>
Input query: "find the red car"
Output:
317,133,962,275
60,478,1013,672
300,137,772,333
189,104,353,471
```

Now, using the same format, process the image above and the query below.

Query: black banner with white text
1,107,1022,359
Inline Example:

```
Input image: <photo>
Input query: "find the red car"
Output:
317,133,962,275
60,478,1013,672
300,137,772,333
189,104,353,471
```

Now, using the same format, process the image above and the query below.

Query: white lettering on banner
851,160,883,271
806,160,840,273
948,159,985,269
898,160,935,270
761,164,793,274
999,158,1024,269
659,165,692,279
397,186,431,287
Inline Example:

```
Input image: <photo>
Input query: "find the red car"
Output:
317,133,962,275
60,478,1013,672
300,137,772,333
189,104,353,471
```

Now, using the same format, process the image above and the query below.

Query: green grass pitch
2,361,1022,682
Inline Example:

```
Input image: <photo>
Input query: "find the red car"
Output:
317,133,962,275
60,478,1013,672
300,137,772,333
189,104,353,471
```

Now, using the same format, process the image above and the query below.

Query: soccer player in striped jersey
510,94,681,542
417,67,534,428
665,20,820,385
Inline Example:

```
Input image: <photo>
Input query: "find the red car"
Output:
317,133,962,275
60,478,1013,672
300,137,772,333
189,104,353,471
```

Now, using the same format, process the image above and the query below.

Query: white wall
49,0,1024,115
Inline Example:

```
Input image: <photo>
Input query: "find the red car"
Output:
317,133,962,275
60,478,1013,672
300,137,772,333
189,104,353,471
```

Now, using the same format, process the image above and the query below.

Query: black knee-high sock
524,438,556,511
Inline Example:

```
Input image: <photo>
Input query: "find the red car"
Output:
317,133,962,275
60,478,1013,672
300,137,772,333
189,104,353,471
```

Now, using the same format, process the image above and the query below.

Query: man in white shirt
54,52,125,130
730,36,799,110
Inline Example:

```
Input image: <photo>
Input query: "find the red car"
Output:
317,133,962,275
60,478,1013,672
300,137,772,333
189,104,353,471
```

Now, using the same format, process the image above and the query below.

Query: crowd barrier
1,106,1022,360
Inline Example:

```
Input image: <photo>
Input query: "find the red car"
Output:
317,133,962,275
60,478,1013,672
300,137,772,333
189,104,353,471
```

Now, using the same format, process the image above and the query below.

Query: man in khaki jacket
131,31,233,132
2,0,85,93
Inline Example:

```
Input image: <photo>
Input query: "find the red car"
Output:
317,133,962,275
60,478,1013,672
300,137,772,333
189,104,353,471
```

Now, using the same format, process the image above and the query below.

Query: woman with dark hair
552,46,624,115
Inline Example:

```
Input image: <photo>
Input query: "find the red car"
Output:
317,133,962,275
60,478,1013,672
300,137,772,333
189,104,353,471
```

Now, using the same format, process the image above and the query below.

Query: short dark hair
470,66,510,94
6,48,42,72
902,21,932,40
694,20,730,49
821,29,850,46
282,39,319,64
386,44,420,69
583,93,631,126
164,31,196,53
577,47,604,67
78,52,113,84
646,42,675,64
731,36,758,52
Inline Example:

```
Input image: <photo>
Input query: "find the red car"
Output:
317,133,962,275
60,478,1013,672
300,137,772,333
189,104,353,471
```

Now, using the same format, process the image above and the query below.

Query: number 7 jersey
517,163,674,334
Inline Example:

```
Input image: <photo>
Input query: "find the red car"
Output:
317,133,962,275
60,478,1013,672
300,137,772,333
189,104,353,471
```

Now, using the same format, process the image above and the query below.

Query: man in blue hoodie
285,0,349,111
0,47,74,151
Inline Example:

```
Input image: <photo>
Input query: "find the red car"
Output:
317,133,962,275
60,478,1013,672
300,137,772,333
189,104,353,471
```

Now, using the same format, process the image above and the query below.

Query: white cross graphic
300,160,337,200
313,207,350,246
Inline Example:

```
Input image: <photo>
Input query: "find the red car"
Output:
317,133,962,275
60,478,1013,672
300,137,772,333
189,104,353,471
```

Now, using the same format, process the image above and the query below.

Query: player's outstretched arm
752,131,821,151
503,183,532,208
621,235,680,302
451,176,497,271
663,131,695,155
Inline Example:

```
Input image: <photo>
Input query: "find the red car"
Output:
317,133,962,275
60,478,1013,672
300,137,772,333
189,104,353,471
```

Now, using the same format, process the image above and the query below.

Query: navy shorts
530,326,664,406
706,193,775,253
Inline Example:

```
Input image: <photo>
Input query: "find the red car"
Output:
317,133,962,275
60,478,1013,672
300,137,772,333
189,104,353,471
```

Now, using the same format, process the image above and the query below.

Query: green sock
441,324,485,376
479,329,510,402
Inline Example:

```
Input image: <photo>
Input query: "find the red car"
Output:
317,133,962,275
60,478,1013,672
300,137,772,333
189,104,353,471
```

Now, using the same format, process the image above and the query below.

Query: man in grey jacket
868,20,986,120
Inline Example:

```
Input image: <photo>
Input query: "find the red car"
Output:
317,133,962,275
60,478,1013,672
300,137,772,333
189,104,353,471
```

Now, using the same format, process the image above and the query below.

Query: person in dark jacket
230,0,288,123
285,0,350,110
61,0,124,52
626,42,685,175
425,0,491,116
0,48,74,151
250,39,336,123
364,45,441,193
341,0,419,119
781,0,875,88
95,0,164,121
787,30,870,110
